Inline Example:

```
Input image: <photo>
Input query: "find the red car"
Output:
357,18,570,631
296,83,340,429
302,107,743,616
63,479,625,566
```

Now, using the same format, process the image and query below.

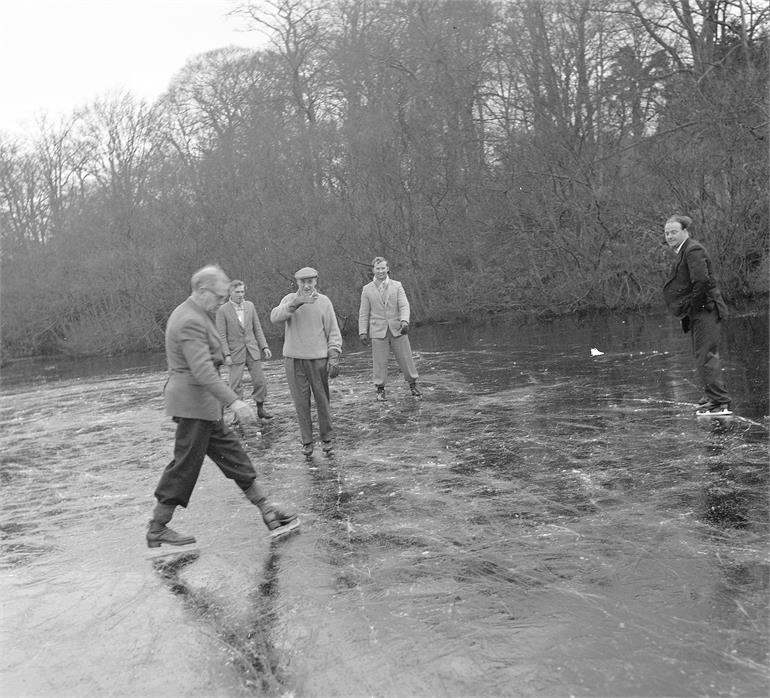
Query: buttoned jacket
358,278,411,338
164,297,239,420
215,300,268,363
662,237,728,320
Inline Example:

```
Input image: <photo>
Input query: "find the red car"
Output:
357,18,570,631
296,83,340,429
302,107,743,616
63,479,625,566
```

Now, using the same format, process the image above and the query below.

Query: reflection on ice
0,311,767,696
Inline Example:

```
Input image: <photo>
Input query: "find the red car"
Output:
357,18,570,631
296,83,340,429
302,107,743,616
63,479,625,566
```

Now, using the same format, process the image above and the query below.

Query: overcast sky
0,0,266,134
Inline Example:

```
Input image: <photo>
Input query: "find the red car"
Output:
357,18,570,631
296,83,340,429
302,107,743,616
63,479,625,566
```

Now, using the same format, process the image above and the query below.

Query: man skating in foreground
147,265,297,550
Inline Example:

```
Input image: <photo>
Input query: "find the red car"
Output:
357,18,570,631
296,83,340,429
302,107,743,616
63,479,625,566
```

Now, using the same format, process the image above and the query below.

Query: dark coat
663,237,728,321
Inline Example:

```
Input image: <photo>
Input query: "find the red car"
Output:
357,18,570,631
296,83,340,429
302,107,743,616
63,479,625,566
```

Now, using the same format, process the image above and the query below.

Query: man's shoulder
682,239,711,264
168,298,206,331
683,238,707,254
169,297,196,319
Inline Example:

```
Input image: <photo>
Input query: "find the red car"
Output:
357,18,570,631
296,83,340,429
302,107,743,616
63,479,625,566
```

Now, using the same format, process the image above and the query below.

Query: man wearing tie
216,280,273,421
662,215,732,415
358,256,422,401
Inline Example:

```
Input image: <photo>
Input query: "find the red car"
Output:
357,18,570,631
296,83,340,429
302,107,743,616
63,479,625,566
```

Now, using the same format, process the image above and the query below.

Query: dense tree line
1,0,767,357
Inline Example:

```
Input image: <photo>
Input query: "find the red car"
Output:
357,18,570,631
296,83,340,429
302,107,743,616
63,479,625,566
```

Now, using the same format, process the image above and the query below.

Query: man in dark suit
147,265,297,549
216,280,273,420
662,215,732,415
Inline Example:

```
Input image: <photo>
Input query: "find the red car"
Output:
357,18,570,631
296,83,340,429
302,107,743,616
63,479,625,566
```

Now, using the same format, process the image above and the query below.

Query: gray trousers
690,308,731,404
371,330,418,385
228,352,267,403
284,357,333,444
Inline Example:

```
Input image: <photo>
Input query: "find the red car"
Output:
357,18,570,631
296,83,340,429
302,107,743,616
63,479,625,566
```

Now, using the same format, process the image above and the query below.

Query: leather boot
244,483,299,537
146,502,196,548
262,506,298,537
256,402,273,420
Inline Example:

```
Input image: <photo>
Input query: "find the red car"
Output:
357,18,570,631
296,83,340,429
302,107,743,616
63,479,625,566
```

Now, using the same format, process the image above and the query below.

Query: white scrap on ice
590,347,604,356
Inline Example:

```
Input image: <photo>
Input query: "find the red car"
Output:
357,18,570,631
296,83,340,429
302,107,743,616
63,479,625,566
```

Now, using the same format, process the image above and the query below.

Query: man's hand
224,355,233,366
327,349,341,378
399,321,409,335
290,292,317,309
262,347,272,360
230,399,257,424
359,333,370,346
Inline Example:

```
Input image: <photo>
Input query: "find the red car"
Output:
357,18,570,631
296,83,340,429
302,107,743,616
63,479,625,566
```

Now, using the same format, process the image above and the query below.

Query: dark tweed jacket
662,237,728,321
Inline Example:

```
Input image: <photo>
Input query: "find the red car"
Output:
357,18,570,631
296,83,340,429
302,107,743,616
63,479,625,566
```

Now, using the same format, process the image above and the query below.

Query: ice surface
1,311,767,696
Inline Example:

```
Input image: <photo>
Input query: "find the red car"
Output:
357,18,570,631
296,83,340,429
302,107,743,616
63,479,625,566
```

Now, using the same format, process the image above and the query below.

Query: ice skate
263,506,300,539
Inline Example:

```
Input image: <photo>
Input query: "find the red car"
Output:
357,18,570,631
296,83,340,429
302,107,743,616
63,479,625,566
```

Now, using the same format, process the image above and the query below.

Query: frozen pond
1,310,767,697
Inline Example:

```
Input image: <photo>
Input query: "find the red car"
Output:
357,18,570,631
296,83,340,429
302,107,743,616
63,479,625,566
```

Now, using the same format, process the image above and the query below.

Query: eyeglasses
202,287,229,303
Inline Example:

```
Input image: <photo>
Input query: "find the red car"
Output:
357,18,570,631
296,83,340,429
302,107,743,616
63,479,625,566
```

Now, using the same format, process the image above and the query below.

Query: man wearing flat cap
270,267,343,457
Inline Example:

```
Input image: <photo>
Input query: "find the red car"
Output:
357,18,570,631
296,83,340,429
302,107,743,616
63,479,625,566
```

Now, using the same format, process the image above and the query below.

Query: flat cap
294,266,318,279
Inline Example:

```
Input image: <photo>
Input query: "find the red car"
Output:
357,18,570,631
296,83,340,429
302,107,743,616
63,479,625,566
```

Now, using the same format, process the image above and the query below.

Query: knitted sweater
270,292,343,359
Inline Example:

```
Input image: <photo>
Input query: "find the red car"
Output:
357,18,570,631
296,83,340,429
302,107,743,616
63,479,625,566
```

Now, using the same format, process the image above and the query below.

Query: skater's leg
285,358,314,446
153,417,210,508
306,358,333,443
371,337,389,387
392,334,418,384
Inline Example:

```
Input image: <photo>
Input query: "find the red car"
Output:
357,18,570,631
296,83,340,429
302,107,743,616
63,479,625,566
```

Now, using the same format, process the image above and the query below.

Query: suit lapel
670,239,689,278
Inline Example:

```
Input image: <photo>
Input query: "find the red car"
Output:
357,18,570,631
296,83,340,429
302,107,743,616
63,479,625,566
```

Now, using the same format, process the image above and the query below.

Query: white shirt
231,301,245,325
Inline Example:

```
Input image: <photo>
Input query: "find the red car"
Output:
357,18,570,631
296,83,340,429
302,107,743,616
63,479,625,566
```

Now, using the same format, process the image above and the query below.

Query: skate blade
269,518,300,539
146,544,200,560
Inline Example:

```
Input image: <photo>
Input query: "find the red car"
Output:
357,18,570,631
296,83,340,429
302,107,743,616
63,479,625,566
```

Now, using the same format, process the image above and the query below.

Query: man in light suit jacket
147,265,297,550
216,280,273,420
358,256,422,401
662,214,732,415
